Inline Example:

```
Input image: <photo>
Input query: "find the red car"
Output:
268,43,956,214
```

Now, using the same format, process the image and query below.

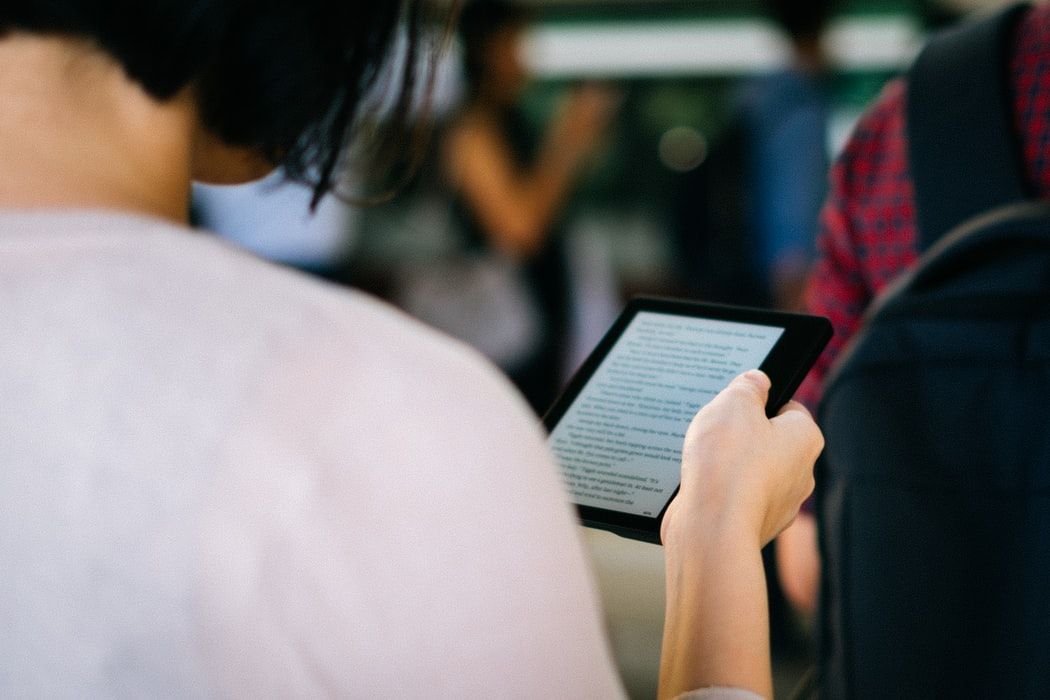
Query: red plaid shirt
798,4,1050,408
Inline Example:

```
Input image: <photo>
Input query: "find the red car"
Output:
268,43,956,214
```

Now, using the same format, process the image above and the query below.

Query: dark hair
0,1,449,206
763,0,837,43
458,0,529,93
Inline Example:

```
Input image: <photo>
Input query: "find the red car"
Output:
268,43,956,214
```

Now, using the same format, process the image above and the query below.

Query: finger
693,370,769,425
776,399,812,419
770,408,825,457
726,369,771,405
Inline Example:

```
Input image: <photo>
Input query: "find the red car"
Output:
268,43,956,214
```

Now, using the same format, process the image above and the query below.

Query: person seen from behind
0,1,821,697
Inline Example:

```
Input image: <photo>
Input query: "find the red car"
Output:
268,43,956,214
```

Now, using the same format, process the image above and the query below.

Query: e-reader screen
543,298,831,543
550,312,783,517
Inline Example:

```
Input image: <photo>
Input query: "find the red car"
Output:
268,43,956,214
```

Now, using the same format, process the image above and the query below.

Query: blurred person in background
442,0,619,413
738,0,834,311
776,0,1050,618
0,1,823,698
672,0,832,313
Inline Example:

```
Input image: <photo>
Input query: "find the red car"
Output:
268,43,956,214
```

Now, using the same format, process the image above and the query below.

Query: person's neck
0,33,197,224
793,37,827,74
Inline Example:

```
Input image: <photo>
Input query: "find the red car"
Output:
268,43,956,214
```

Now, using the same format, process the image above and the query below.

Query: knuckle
810,424,826,454
726,376,759,399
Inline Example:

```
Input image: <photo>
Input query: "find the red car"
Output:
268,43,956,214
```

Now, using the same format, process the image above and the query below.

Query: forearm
493,173,575,256
528,154,578,210
446,124,583,258
775,513,820,614
657,372,820,700
499,136,587,253
659,517,772,700
504,95,613,249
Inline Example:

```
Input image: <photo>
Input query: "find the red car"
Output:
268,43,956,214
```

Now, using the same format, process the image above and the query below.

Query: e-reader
543,297,832,544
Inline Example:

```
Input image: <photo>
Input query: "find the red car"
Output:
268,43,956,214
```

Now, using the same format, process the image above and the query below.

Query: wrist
659,513,773,699
662,491,764,555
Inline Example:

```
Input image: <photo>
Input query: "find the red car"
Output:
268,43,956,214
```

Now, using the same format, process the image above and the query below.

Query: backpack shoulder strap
907,3,1032,252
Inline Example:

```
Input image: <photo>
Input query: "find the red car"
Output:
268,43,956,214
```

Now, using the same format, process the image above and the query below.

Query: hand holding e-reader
544,297,831,543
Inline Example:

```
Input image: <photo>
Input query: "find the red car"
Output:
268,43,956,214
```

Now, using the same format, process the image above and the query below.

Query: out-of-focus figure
441,0,619,413
672,0,833,312
738,0,835,311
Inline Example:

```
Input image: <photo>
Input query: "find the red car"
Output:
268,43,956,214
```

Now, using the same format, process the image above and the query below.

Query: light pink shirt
0,210,759,700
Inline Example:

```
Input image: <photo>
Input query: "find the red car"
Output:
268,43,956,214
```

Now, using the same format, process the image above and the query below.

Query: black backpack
816,4,1050,698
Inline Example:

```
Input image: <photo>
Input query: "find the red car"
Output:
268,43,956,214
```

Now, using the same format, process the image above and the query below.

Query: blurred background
193,0,1013,696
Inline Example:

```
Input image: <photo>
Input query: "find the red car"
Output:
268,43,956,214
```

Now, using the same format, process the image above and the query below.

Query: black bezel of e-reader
542,297,832,544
